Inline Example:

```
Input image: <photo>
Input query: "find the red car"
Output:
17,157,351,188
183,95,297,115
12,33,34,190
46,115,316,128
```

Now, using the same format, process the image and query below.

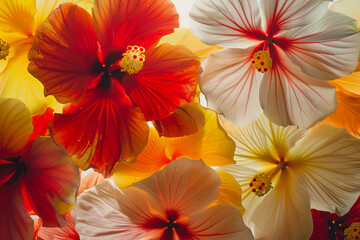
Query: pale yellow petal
158,28,222,61
0,47,58,115
330,0,360,29
0,98,33,157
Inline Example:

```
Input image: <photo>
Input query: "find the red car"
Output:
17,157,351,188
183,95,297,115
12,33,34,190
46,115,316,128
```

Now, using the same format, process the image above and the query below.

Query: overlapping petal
278,10,360,80
22,136,79,227
200,47,263,126
92,0,179,59
123,43,200,121
0,98,33,157
330,0,360,28
28,3,99,104
51,87,149,176
288,125,360,216
190,0,263,48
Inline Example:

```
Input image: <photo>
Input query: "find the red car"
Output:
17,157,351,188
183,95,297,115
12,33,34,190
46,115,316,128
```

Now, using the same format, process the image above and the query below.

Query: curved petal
330,0,360,28
28,3,99,104
324,75,360,137
123,43,199,121
278,10,360,80
29,107,54,141
200,47,263,126
310,209,332,240
165,107,236,166
288,125,360,216
78,171,105,196
133,158,221,217
251,169,313,240
0,98,33,157
37,213,79,240
51,87,149,177
190,0,263,48
188,205,254,240
260,49,337,128
74,180,155,239
22,136,80,227
92,0,178,59
153,102,205,138
258,0,331,32
0,0,35,36
0,185,34,240
220,114,306,169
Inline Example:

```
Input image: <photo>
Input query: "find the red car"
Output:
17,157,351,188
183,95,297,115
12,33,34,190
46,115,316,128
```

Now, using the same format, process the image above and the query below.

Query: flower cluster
0,0,360,239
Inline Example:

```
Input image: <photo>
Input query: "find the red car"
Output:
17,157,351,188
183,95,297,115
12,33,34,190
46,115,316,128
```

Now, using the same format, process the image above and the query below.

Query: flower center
251,50,272,73
249,172,273,197
119,45,145,75
0,39,10,60
345,222,360,240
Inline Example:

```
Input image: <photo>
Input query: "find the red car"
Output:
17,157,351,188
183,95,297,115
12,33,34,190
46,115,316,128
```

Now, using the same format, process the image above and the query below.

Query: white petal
278,10,360,80
200,48,263,126
260,49,337,128
288,125,360,216
258,0,332,31
190,0,263,48
220,114,306,169
330,0,360,28
251,170,313,240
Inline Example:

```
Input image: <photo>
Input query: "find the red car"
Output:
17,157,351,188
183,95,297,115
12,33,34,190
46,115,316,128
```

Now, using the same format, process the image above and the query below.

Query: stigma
119,45,145,75
249,172,273,197
344,222,360,240
0,39,10,60
251,51,272,73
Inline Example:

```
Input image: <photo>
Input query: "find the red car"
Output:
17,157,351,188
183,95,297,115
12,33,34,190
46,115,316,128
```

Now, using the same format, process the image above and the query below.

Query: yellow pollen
345,222,360,240
249,172,273,197
0,39,10,60
251,50,272,73
119,45,145,75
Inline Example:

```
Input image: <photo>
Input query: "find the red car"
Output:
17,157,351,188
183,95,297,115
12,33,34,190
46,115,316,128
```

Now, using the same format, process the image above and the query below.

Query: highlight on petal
0,0,35,36
324,73,360,137
200,47,263,126
77,171,105,196
288,125,360,216
278,10,360,80
190,0,263,48
22,136,80,227
258,0,331,31
0,98,33,157
123,43,199,121
28,3,99,104
37,212,79,240
188,204,254,240
92,0,179,58
330,0,360,28
51,88,149,177
260,49,337,128
251,169,313,240
28,107,54,141
153,102,205,137
165,107,236,167
0,185,34,240
134,158,221,217
158,28,222,61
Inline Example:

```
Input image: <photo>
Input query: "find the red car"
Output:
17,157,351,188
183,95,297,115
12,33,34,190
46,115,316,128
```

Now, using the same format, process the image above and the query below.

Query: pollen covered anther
119,45,146,75
251,51,272,73
249,172,273,197
0,38,10,60
344,222,360,240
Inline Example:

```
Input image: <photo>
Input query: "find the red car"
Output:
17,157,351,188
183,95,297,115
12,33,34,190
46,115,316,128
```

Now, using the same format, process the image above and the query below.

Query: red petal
92,0,178,59
22,137,80,227
123,44,200,121
310,209,332,240
37,213,79,240
51,86,149,177
29,107,54,141
28,3,99,104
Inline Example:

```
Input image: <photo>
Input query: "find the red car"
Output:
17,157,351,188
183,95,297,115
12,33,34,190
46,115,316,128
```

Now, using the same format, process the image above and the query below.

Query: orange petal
22,136,80,227
0,98,33,157
123,43,200,121
51,87,149,177
78,171,105,196
28,3,99,104
92,0,178,59
153,102,205,137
